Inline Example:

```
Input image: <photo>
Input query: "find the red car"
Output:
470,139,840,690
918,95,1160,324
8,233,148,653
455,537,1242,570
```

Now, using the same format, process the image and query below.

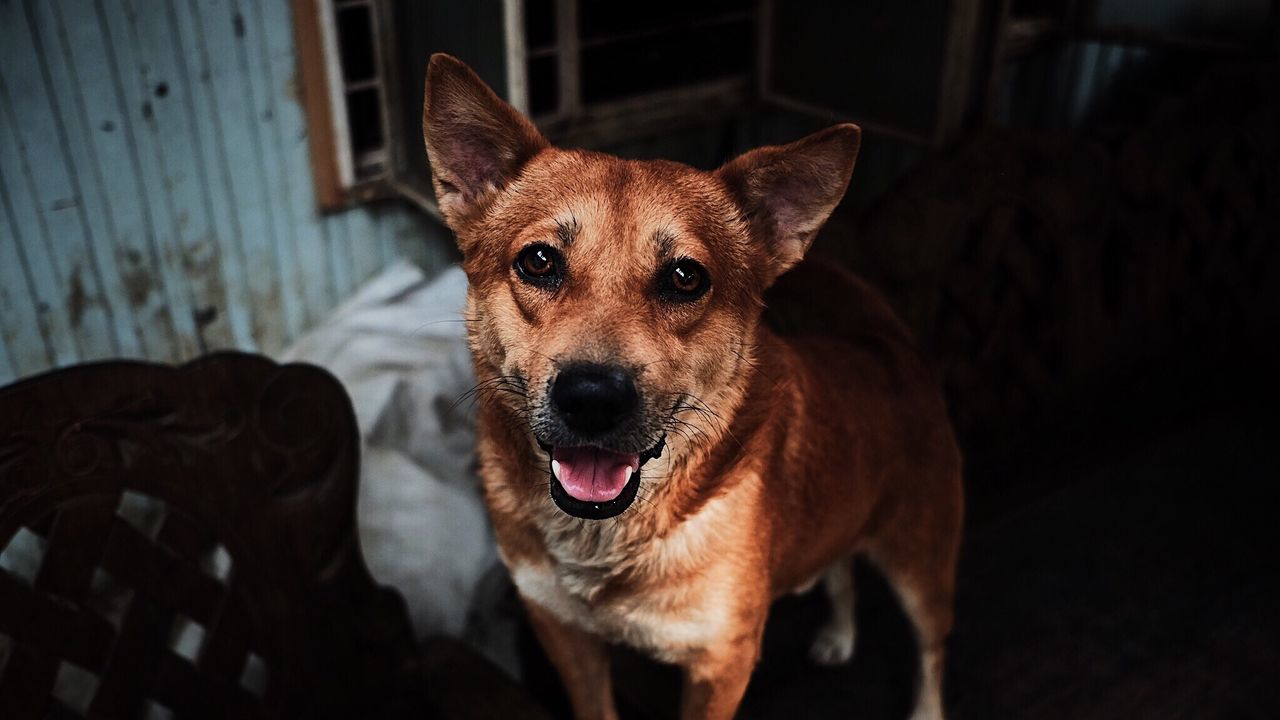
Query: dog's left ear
716,124,860,281
423,53,548,231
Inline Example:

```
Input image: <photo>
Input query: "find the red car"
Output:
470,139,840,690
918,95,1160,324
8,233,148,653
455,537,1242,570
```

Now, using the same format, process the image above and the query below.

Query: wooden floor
518,401,1280,719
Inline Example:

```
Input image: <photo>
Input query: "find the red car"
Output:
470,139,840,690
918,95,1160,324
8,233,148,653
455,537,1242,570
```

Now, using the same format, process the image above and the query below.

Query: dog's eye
660,259,710,302
671,264,701,292
515,244,561,284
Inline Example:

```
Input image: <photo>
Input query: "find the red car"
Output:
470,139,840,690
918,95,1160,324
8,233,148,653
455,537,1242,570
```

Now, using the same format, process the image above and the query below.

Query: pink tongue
552,447,639,503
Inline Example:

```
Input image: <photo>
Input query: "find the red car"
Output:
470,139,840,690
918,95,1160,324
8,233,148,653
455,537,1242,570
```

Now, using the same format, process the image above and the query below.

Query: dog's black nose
551,364,638,435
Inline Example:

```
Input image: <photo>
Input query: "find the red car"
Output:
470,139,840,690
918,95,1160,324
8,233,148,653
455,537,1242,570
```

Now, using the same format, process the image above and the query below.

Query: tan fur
424,54,963,720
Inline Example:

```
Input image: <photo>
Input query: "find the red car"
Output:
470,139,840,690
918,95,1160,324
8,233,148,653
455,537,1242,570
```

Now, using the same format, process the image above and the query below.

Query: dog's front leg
523,598,619,720
678,618,766,720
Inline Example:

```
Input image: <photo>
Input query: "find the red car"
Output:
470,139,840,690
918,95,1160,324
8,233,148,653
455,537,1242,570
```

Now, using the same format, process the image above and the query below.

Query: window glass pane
525,0,557,49
528,54,560,116
579,0,753,41
580,19,752,104
336,5,376,83
346,87,384,154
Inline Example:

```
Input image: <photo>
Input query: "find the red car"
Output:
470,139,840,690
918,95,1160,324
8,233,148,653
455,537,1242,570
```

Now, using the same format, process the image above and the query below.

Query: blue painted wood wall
0,0,454,385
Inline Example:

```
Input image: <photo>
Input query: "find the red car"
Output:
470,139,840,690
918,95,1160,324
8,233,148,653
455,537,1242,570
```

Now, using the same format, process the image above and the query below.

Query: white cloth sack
281,262,501,641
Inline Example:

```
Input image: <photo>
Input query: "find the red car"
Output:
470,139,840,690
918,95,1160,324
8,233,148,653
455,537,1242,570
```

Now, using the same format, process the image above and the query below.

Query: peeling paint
68,268,86,327
181,234,216,273
193,305,218,327
122,266,153,307
283,71,301,104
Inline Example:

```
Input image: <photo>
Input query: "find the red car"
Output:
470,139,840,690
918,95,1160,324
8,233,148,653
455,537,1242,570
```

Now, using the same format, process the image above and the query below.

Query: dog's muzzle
538,362,666,518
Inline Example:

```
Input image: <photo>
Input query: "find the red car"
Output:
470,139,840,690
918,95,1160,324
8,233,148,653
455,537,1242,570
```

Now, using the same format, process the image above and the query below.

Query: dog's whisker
728,346,787,392
452,374,527,407
406,314,485,337
676,392,746,452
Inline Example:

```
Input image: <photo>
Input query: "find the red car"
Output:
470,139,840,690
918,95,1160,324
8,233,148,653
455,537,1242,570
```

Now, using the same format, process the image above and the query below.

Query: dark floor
945,407,1280,720
520,401,1280,719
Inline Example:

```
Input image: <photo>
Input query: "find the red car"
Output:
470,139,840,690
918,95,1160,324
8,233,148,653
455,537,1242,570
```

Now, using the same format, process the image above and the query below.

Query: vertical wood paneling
168,0,256,351
190,0,284,352
0,2,97,367
4,2,121,363
0,170,53,379
30,0,144,359
259,0,336,329
239,0,305,344
400,203,455,275
0,0,455,383
114,0,239,352
0,119,80,372
346,206,383,288
376,198,455,275
20,0,130,361
127,0,240,351
328,212,356,302
0,329,15,385
98,0,203,358
53,0,183,361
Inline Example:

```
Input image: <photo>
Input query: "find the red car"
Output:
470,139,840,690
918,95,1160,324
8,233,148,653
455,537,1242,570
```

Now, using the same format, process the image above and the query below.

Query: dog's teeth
624,467,634,481
551,459,562,481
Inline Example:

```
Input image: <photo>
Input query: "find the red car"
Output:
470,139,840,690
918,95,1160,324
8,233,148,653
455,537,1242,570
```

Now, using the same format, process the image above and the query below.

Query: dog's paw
808,622,856,665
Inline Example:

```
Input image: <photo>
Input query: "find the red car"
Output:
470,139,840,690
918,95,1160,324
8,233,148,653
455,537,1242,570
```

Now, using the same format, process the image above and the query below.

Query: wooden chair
0,353,545,719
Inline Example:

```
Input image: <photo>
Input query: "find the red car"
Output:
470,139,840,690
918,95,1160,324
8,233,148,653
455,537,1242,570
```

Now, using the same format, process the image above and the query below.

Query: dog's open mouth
544,436,665,519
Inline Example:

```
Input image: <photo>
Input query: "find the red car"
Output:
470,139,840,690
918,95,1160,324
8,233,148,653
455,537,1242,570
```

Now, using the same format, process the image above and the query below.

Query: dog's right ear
423,54,548,231
716,124,860,284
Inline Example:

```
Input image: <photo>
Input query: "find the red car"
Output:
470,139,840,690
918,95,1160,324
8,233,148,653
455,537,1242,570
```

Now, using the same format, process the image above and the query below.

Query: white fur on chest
509,492,744,663
511,562,734,664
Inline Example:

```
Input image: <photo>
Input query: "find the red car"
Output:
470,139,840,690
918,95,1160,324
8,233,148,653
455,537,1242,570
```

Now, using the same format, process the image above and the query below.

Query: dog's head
424,54,858,520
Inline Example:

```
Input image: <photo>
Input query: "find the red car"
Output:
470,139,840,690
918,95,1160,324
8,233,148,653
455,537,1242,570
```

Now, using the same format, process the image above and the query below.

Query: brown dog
422,54,963,720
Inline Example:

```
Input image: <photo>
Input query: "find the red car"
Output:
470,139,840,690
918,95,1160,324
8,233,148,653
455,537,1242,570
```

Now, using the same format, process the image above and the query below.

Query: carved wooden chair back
0,353,425,718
